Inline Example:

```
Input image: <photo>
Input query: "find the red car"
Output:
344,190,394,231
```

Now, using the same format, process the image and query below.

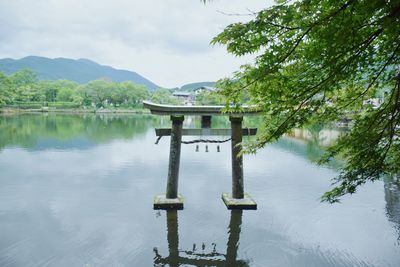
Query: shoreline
0,107,151,115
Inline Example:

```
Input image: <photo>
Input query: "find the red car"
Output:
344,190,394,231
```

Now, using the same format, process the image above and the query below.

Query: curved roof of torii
143,101,261,116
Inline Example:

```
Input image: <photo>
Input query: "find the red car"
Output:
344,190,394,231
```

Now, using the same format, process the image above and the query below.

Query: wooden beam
155,128,257,137
143,101,261,116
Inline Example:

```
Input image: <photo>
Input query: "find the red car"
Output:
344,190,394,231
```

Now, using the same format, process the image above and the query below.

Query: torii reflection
153,210,249,267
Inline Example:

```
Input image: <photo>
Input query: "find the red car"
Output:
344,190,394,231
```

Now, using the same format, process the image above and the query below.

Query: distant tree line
0,69,180,109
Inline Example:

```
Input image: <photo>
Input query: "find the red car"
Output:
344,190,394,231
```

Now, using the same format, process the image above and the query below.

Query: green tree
82,80,114,107
37,80,59,102
195,90,225,105
56,87,75,102
9,69,37,88
151,88,180,105
52,80,78,102
7,69,39,103
212,0,400,202
0,72,12,106
107,82,141,106
121,81,150,107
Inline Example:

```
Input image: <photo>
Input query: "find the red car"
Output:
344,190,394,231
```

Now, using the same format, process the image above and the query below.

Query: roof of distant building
195,86,216,91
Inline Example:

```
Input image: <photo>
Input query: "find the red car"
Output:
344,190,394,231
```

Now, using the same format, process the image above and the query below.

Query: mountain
179,81,215,91
0,56,159,91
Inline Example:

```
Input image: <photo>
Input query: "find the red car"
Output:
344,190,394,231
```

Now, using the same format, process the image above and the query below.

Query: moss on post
166,115,184,199
230,116,244,199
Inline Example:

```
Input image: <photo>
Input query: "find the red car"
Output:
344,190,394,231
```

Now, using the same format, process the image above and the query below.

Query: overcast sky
0,0,273,88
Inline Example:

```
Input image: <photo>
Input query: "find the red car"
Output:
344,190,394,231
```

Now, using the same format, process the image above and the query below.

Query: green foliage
0,72,11,106
118,81,150,107
57,87,75,102
9,69,37,87
195,90,225,105
82,79,115,107
213,0,400,202
0,70,152,109
79,80,150,108
151,88,180,105
11,102,43,109
48,102,81,109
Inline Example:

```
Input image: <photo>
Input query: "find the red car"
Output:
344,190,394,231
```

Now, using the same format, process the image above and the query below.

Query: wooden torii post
143,101,259,210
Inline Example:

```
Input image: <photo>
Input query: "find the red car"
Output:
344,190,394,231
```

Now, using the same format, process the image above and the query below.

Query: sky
0,0,273,88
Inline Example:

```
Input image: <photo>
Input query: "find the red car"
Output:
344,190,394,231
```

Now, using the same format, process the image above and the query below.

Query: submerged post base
222,193,257,210
154,194,184,210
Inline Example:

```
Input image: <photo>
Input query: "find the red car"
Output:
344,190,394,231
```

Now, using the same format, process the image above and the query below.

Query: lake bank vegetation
0,69,213,113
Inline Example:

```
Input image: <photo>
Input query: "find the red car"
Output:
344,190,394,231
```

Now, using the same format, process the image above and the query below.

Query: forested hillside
0,56,159,91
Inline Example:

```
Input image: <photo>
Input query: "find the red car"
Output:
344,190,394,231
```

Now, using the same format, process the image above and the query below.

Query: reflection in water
289,127,400,243
1,114,399,266
384,175,400,242
154,210,249,267
226,210,245,267
0,113,163,151
278,126,344,168
288,125,342,147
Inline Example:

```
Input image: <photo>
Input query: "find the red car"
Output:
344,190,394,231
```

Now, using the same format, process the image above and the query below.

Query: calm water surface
0,114,399,267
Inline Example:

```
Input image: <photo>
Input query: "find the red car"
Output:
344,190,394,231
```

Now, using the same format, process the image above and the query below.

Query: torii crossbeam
143,101,259,210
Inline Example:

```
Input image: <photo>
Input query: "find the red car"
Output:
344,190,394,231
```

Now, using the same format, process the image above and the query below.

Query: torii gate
143,101,259,210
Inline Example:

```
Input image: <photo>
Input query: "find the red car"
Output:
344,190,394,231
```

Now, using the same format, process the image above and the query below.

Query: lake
0,114,399,267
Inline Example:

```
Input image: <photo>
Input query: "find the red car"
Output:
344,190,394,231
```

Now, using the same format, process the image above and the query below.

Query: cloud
0,0,273,87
